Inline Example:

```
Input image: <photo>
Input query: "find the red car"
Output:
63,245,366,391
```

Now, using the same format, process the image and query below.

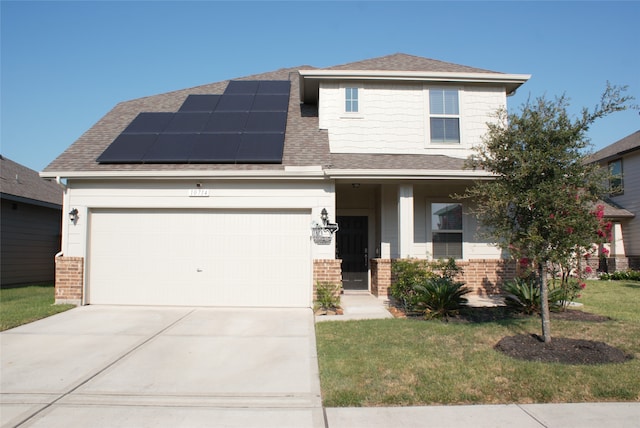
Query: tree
462,84,634,343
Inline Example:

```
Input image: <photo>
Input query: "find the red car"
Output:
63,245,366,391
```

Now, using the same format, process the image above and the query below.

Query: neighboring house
1,156,63,285
588,131,640,270
41,53,531,307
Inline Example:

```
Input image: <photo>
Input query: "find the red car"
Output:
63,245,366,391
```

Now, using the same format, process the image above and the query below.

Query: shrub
502,277,563,314
413,276,470,319
314,282,341,311
600,270,640,281
390,258,468,318
390,259,435,312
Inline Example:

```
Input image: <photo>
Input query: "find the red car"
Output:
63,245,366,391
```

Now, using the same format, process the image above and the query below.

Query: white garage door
88,209,311,307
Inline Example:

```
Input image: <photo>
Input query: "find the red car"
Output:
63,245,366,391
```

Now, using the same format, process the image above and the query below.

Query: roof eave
324,169,495,180
299,70,531,103
39,166,327,181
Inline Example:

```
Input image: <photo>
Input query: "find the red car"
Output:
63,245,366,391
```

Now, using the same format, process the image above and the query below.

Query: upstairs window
432,203,463,259
609,159,623,196
429,89,460,143
345,87,359,113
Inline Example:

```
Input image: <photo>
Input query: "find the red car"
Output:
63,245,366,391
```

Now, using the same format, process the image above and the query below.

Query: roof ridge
322,52,501,74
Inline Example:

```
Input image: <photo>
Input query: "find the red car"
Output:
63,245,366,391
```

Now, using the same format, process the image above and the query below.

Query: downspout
55,176,68,258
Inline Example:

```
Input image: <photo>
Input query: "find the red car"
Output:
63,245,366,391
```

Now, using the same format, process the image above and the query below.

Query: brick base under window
55,256,83,305
371,258,516,299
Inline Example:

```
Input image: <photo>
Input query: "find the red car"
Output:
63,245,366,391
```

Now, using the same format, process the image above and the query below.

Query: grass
0,284,75,331
315,280,640,406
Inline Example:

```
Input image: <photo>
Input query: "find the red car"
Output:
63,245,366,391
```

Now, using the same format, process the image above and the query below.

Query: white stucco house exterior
41,53,531,307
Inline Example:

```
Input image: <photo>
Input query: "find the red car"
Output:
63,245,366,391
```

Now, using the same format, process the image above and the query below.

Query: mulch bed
389,305,632,365
495,334,633,365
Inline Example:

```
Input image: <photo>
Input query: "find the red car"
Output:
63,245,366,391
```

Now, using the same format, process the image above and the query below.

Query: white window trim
425,86,464,147
340,84,364,119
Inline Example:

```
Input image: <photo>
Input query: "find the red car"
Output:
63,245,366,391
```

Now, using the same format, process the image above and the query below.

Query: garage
87,209,312,307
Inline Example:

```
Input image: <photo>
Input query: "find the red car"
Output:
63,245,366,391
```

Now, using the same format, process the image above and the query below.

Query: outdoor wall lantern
312,208,339,245
69,208,79,224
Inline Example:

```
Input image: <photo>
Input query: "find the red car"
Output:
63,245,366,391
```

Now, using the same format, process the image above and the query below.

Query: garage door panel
88,210,311,307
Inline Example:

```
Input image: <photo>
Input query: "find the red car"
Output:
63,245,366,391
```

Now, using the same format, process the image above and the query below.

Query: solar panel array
97,80,291,164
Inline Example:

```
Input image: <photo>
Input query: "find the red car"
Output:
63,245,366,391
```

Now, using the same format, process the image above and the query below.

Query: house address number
188,189,210,197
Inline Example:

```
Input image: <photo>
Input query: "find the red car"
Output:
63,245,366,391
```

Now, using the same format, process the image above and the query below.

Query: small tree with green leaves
461,83,634,342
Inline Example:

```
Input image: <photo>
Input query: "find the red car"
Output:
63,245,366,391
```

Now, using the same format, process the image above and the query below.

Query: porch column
610,222,625,256
398,184,414,258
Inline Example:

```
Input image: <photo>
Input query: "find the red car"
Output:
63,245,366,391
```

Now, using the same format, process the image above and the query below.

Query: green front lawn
316,280,640,406
0,284,75,331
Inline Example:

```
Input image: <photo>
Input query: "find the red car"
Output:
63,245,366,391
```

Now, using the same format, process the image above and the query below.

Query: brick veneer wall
370,258,516,299
55,256,83,305
455,259,516,296
371,258,392,298
313,259,343,298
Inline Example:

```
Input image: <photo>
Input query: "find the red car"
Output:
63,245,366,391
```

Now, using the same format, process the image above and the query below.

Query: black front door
336,216,368,290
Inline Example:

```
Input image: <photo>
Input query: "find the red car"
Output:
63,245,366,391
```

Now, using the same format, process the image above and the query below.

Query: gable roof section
299,53,530,103
325,53,499,73
588,130,640,163
1,156,62,208
41,53,528,179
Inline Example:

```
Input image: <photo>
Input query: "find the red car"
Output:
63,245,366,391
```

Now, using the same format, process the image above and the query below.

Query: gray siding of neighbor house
607,150,640,265
1,198,62,285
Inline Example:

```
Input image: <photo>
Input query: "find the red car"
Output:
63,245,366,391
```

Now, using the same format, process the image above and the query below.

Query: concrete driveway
1,306,324,428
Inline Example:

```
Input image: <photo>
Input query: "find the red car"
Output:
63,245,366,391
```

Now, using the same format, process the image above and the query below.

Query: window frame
428,88,461,144
608,159,624,196
344,87,359,113
430,202,464,260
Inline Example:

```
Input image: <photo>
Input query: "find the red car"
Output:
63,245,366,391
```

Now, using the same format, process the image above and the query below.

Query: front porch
332,181,515,298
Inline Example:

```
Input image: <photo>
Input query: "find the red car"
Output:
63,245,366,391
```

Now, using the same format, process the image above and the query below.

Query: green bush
600,270,640,281
390,259,435,312
390,258,468,318
315,282,341,311
413,276,470,319
502,277,563,314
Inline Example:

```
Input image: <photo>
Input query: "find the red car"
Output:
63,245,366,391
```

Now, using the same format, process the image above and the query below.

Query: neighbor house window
609,159,623,195
432,203,463,259
429,89,460,143
345,87,359,112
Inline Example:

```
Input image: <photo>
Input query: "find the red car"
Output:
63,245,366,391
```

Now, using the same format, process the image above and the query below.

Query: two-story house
588,131,640,271
41,53,530,307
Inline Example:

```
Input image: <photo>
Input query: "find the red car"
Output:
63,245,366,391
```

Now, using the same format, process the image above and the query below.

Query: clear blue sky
2,1,639,171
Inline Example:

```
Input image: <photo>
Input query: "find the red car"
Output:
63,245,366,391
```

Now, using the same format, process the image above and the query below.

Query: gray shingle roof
324,53,500,74
42,53,509,176
588,130,640,163
1,156,62,206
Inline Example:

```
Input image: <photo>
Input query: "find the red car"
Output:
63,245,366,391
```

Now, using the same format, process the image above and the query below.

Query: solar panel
257,81,291,94
236,133,285,163
123,113,174,133
142,134,198,163
179,95,221,112
252,94,289,112
203,112,249,132
97,80,291,164
215,95,255,112
189,133,241,163
244,112,287,133
224,80,259,95
163,112,211,133
96,134,158,163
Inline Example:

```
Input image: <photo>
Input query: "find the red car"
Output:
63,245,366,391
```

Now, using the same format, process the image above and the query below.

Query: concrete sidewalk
325,402,640,428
